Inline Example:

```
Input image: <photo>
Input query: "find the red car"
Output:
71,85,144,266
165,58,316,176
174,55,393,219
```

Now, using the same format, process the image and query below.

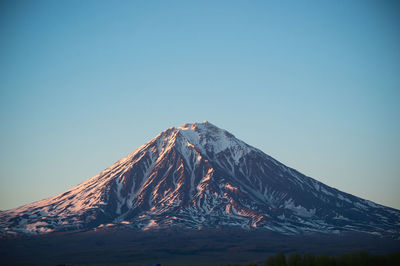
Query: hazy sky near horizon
1,0,399,210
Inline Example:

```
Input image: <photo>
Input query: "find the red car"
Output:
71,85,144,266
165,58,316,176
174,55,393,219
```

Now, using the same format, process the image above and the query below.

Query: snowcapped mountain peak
178,121,222,132
177,121,221,135
176,121,250,157
1,122,399,237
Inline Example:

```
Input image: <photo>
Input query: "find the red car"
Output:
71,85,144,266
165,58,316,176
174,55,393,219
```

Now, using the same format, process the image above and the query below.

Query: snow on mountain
1,121,399,237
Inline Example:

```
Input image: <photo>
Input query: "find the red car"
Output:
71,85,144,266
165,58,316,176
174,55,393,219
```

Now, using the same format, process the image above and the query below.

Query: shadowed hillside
1,228,399,265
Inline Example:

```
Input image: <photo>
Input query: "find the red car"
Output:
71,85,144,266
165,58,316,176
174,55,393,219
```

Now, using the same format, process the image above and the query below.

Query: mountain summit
1,122,399,236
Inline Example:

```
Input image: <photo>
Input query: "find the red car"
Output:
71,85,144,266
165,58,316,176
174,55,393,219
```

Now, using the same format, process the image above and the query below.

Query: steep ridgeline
1,122,399,237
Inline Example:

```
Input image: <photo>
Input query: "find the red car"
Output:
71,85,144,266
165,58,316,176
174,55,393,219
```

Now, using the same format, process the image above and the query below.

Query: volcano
1,121,399,237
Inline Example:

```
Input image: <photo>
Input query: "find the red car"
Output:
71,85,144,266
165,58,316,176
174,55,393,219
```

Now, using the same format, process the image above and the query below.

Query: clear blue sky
1,0,399,210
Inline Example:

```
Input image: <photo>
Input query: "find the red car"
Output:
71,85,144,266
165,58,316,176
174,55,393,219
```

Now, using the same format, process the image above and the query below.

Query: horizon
1,0,400,211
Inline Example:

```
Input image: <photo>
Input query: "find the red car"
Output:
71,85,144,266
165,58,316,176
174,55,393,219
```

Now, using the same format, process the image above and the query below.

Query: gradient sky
1,0,399,210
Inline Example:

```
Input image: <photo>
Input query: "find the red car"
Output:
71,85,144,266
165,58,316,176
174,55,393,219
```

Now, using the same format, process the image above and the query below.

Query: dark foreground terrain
1,228,399,266
263,251,400,266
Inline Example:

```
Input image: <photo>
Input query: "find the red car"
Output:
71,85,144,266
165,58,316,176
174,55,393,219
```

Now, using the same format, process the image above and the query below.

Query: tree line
224,251,400,266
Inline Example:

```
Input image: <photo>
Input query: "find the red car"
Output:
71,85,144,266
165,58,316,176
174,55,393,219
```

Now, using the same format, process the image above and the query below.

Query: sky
0,0,399,210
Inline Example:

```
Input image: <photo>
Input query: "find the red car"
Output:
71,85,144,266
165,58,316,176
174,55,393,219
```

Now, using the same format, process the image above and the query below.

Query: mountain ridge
1,121,399,237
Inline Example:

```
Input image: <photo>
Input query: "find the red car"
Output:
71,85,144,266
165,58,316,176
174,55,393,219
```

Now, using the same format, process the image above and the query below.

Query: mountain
1,121,399,237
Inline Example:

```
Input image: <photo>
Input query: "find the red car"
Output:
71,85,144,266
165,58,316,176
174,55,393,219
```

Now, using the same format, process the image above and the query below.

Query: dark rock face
1,121,399,237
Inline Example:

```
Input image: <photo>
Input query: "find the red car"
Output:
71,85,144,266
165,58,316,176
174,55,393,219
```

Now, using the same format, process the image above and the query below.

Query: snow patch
144,219,158,230
338,194,352,203
284,199,316,218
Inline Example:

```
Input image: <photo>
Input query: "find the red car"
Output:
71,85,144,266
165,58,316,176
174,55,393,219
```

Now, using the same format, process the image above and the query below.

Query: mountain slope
1,121,399,237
